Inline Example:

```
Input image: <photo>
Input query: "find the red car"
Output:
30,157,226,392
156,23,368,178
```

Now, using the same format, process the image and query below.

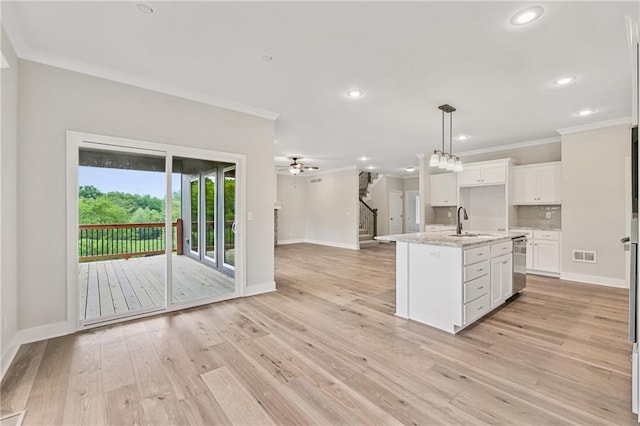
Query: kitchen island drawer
491,241,512,257
533,230,560,240
464,293,491,325
464,274,490,303
464,260,490,282
464,245,490,265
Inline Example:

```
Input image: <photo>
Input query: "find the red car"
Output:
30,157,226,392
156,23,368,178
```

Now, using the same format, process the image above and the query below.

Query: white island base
382,232,520,334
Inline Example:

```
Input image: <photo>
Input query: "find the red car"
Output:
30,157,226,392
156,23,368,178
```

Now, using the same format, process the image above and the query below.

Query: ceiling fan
279,157,319,175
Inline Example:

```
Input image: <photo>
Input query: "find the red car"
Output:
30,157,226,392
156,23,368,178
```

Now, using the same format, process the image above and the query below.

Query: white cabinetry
532,230,560,273
430,173,457,206
513,162,562,205
511,228,561,275
491,254,513,308
458,163,507,186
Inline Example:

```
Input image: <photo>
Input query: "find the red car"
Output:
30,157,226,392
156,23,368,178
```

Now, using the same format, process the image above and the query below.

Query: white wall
1,27,19,373
561,124,630,286
304,169,359,248
277,174,307,242
403,177,419,192
17,60,275,330
369,175,404,236
277,169,359,249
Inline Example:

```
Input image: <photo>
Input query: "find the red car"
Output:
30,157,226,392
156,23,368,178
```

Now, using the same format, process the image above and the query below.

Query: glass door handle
232,222,237,234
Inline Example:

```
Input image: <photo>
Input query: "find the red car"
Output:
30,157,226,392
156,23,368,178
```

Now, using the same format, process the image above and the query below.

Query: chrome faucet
456,206,468,235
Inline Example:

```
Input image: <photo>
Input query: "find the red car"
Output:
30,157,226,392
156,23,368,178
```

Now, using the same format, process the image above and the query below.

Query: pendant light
429,104,463,172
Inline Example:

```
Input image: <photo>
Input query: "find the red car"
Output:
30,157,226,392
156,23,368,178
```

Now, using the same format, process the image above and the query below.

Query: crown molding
556,117,632,135
1,5,279,121
275,165,358,177
456,136,560,157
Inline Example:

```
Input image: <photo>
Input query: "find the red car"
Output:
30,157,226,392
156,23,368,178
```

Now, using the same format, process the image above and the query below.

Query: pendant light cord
441,109,445,153
449,110,453,156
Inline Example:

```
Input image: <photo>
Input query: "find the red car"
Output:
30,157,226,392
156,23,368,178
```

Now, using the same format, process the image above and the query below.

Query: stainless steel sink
448,233,493,238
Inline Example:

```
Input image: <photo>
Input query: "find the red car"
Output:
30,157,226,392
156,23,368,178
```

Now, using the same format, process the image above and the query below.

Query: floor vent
310,178,322,184
572,250,596,263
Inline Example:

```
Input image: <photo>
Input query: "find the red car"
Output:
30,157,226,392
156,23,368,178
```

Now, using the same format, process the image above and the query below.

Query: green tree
79,197,129,224
79,185,103,199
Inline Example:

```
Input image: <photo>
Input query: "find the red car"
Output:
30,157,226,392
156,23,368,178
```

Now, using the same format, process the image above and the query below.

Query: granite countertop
509,226,561,231
376,231,527,248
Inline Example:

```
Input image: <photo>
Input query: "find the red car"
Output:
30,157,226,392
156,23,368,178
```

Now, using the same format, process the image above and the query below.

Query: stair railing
359,198,378,237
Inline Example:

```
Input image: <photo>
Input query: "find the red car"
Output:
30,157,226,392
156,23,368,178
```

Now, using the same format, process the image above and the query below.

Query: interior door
389,190,403,234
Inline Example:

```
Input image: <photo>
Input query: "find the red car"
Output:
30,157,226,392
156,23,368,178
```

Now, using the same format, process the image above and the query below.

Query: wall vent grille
310,178,322,184
572,250,597,263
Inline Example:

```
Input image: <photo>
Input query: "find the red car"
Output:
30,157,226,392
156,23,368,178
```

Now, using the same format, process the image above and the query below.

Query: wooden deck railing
79,219,183,262
79,218,236,262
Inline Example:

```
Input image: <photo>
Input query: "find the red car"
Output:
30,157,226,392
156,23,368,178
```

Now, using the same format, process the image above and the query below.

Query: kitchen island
377,231,526,334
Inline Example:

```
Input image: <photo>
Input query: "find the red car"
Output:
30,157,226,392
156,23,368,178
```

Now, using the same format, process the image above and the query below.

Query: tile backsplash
429,206,457,226
515,205,561,229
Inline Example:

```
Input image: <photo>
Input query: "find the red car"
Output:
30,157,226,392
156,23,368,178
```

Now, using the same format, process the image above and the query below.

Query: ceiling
2,1,637,175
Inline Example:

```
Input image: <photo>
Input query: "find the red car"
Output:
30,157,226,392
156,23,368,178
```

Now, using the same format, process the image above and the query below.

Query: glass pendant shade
438,153,449,169
454,157,463,172
446,156,456,171
429,150,440,167
290,167,301,175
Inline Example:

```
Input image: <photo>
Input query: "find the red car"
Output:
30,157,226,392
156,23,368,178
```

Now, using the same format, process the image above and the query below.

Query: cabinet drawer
533,230,560,241
464,293,491,325
464,260,490,282
464,245,490,265
464,274,490,303
491,241,512,257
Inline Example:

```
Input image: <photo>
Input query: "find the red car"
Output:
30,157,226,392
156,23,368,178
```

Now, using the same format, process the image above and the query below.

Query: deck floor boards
78,255,235,321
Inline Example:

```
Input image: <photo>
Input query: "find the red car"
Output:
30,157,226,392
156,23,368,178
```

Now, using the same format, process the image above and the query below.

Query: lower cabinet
491,254,513,308
511,228,561,275
533,240,560,273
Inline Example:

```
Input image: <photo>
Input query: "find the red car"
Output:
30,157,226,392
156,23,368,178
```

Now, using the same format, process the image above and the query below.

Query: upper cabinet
457,163,507,186
430,173,457,206
512,162,562,205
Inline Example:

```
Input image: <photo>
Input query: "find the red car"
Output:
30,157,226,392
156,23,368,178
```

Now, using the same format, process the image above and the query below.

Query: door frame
66,130,247,331
389,189,403,234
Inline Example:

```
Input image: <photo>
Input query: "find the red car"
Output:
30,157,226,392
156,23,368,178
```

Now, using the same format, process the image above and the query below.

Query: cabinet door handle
477,253,484,256
478,268,484,272
477,306,484,311
477,285,484,290
502,261,508,264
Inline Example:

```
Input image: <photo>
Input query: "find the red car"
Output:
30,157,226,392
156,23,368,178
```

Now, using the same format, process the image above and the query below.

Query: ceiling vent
572,250,596,263
310,178,322,184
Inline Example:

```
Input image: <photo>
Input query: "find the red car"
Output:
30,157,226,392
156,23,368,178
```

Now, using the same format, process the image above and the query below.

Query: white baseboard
1,320,75,381
277,239,306,245
304,239,359,250
245,281,276,297
560,272,628,289
277,239,358,250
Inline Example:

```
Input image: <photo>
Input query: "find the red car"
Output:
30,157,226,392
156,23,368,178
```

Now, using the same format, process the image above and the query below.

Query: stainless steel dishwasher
512,236,527,295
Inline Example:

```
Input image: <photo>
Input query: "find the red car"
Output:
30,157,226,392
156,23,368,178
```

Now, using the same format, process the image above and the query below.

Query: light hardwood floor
1,242,637,425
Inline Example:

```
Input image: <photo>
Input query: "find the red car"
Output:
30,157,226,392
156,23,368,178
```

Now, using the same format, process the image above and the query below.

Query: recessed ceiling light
136,3,154,15
405,167,416,173
510,6,544,26
347,90,364,98
368,165,375,170
576,109,596,117
456,135,469,141
553,75,577,86
359,156,368,161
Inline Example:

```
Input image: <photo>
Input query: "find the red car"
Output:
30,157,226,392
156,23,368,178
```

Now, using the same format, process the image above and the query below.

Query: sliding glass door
77,146,168,325
72,135,242,328
173,157,236,304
